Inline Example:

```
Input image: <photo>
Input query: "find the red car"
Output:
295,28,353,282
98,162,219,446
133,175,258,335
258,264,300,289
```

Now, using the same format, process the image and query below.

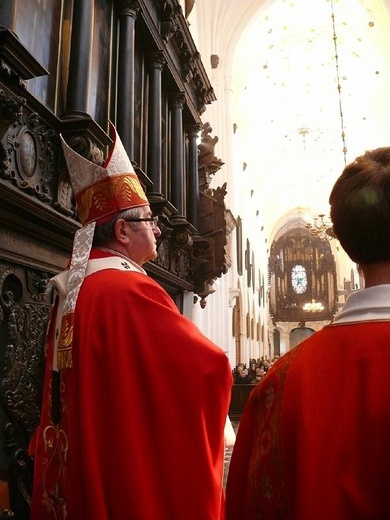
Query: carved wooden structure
269,228,337,323
0,1,229,516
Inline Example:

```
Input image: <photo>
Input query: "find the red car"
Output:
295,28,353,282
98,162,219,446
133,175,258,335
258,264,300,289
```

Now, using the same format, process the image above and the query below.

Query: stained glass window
291,264,307,294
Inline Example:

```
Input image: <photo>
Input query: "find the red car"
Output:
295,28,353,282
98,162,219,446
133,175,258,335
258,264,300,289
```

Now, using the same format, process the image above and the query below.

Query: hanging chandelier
305,214,336,240
305,2,347,243
303,299,325,313
330,0,348,167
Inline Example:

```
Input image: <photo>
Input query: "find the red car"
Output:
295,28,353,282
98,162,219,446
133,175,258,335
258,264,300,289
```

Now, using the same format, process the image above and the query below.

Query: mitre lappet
55,123,149,369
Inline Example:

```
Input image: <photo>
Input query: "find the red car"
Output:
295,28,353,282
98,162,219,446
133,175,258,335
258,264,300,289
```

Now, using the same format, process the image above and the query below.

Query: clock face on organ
291,264,307,294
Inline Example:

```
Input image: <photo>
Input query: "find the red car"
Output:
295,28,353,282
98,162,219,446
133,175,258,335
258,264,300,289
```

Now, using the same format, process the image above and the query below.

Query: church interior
0,0,389,515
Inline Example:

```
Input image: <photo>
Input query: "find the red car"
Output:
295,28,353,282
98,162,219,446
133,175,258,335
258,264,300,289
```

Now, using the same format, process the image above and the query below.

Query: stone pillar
116,0,140,158
169,93,186,215
147,52,165,194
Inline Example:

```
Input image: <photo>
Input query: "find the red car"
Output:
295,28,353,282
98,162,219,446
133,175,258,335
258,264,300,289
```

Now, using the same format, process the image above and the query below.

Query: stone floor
223,420,240,489
223,446,234,489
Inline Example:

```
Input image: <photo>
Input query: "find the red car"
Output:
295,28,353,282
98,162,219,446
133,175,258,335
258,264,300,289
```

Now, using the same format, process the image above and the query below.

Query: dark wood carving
193,123,230,306
155,221,173,272
0,28,48,89
0,1,231,517
269,228,337,322
160,1,215,115
0,110,55,203
171,227,193,279
161,4,179,42
0,262,51,518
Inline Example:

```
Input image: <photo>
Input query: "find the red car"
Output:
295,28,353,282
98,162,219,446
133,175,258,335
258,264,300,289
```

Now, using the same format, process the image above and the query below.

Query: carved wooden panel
0,107,55,204
0,260,52,518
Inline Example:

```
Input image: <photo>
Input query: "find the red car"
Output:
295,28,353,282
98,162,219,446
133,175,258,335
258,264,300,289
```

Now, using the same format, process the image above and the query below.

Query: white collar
94,247,146,275
51,254,146,297
333,285,390,324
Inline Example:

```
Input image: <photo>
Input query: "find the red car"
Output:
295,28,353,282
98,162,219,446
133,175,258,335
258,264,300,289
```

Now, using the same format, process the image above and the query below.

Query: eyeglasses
124,216,159,229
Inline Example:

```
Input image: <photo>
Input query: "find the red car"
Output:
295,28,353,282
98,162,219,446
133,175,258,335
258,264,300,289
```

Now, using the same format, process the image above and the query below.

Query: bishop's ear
114,219,130,244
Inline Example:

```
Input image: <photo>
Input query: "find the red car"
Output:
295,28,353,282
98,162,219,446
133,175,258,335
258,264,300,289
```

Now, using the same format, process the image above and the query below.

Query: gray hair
93,207,145,246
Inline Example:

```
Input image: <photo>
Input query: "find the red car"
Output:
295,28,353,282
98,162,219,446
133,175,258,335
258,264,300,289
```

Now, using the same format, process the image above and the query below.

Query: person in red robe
226,146,390,520
29,125,232,519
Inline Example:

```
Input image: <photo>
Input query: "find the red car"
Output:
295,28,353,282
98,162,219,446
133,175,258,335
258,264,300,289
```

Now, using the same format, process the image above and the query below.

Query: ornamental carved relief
160,1,215,111
53,169,76,218
0,100,55,203
192,123,231,305
161,3,180,42
0,261,51,517
0,264,50,437
0,89,26,121
155,222,172,272
171,228,192,279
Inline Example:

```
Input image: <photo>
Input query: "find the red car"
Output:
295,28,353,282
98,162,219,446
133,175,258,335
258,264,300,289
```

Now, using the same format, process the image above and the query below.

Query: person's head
330,147,390,265
93,205,161,265
61,124,159,267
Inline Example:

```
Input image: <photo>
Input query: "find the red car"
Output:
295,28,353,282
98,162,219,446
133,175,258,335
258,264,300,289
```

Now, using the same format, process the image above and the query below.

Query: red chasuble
30,249,232,520
226,321,390,520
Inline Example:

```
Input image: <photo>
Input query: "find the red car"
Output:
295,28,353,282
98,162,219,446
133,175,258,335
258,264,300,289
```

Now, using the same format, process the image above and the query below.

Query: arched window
291,264,308,294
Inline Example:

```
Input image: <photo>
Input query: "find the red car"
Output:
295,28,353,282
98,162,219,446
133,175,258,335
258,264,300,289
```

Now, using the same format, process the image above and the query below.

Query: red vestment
30,248,232,519
226,320,390,520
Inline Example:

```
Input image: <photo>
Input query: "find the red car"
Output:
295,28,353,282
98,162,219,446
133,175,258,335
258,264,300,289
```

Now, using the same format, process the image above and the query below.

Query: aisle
223,420,240,489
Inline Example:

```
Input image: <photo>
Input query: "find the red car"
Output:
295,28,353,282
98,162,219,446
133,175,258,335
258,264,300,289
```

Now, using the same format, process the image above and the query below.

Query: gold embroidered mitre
61,125,148,225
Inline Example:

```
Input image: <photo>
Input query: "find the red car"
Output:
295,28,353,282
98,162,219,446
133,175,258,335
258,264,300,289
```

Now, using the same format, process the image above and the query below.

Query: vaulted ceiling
191,0,390,242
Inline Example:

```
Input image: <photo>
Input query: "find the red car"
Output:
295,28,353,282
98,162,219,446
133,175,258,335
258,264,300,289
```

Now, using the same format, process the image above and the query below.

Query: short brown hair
329,147,390,264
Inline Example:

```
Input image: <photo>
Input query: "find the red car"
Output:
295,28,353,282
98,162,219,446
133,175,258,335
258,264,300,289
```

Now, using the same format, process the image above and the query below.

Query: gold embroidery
57,314,74,369
77,174,148,224
58,314,73,349
40,373,68,519
247,345,302,519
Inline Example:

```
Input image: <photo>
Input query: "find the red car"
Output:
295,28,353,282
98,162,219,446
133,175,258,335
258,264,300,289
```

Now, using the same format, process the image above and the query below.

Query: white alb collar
333,284,390,324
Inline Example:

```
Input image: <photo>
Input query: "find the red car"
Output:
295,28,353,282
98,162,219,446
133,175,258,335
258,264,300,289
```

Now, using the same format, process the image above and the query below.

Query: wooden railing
228,384,256,421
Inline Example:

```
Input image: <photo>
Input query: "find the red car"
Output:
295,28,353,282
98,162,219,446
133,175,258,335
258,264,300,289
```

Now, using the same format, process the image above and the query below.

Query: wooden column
187,124,201,228
66,0,93,112
116,0,140,158
147,52,165,194
169,93,185,215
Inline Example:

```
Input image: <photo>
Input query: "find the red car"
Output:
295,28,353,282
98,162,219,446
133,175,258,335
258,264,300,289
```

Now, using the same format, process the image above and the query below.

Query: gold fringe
57,349,73,370
57,314,74,369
